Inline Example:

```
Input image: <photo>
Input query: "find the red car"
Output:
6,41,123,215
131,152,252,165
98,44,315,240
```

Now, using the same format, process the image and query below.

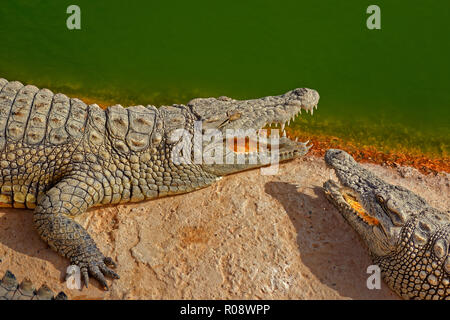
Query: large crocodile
0,78,319,290
323,149,449,300
0,270,67,300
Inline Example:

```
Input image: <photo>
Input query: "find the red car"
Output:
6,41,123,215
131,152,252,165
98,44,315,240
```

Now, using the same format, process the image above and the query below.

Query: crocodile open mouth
324,181,380,226
226,106,316,158
341,191,379,226
197,87,319,164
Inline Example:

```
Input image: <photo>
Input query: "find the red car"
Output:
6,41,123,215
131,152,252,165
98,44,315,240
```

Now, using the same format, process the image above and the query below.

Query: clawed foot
72,255,120,290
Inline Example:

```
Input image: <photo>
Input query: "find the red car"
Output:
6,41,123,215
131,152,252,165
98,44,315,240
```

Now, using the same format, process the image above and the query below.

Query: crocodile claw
77,256,119,290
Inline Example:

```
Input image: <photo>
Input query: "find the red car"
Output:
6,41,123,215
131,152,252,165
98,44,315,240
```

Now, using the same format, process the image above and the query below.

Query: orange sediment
287,129,449,175
77,95,110,109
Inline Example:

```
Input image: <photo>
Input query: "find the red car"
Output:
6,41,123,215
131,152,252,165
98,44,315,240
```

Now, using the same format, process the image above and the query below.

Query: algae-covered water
0,0,448,157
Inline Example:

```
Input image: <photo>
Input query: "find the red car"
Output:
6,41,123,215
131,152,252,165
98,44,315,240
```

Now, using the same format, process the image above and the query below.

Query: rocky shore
0,155,448,299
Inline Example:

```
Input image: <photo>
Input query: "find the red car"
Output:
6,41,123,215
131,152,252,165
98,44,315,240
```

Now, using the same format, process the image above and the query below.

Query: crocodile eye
227,111,241,121
376,194,385,203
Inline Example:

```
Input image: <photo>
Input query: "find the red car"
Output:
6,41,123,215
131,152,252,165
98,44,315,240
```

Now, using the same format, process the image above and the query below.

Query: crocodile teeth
287,119,290,126
295,137,299,142
281,123,285,131
311,108,314,115
282,130,286,137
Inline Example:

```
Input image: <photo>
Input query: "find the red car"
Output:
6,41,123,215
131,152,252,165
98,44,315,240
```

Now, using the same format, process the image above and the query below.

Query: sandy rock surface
0,155,448,300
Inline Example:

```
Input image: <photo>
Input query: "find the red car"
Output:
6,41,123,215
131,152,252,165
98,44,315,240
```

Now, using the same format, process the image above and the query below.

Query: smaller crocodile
0,270,67,300
323,149,449,300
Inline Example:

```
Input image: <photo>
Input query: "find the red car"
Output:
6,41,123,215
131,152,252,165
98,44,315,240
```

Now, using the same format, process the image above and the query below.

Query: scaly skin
0,78,319,289
323,149,449,300
0,270,67,300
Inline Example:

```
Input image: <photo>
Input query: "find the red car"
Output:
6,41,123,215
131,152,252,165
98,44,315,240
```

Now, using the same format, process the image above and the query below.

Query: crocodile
0,270,67,300
323,149,449,300
0,78,319,290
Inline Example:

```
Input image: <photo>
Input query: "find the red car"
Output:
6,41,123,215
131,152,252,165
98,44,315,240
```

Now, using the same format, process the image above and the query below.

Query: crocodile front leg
32,173,119,289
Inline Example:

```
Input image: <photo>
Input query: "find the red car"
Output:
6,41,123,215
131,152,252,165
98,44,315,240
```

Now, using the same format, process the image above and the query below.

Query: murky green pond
0,0,448,157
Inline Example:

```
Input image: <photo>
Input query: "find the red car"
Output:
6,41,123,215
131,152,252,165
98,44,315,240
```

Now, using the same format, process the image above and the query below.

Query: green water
0,0,449,157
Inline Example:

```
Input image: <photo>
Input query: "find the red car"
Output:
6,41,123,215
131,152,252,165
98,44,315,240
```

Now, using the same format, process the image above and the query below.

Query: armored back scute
0,270,67,300
0,79,93,149
106,104,158,154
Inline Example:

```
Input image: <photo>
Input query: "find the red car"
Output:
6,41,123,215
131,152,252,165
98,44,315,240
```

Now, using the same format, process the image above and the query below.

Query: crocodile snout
325,149,352,166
